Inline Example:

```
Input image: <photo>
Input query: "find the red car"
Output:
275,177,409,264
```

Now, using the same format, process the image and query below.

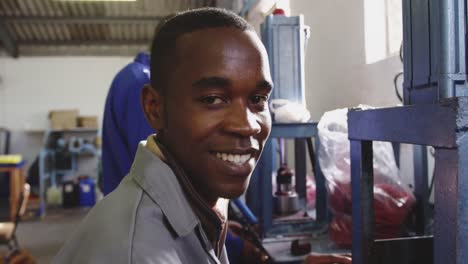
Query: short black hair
150,7,254,93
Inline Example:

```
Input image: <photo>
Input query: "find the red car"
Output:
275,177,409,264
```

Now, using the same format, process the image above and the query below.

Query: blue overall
101,52,154,195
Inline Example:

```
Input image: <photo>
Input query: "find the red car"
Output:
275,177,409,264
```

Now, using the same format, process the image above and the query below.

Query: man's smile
208,147,259,177
210,145,259,165
215,152,252,165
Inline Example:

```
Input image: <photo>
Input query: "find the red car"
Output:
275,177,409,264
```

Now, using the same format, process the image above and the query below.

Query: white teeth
215,152,252,164
239,155,245,163
241,155,249,163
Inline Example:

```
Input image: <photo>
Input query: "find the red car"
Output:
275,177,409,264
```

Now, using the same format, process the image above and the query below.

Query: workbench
0,161,26,221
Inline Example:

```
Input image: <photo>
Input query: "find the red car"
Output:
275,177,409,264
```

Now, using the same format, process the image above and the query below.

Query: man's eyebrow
192,77,231,89
257,80,274,92
192,77,274,92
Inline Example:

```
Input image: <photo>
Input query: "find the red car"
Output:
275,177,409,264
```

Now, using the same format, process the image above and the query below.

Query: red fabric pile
328,181,415,247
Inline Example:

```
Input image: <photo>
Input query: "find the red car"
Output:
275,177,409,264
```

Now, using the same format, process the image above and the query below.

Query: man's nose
224,102,261,137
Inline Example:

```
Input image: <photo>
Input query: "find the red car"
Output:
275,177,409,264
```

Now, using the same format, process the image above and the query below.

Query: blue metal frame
413,145,429,235
348,97,468,264
403,0,468,104
246,122,328,237
350,139,374,264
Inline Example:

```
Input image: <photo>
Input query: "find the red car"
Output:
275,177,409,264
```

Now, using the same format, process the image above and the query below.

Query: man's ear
141,84,165,131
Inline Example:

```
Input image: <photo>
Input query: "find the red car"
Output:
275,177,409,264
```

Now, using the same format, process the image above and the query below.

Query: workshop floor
1,207,89,264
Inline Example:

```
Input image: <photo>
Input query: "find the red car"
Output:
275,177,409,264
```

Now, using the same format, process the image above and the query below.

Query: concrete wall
0,56,132,171
286,0,421,189
289,0,403,121
0,56,132,131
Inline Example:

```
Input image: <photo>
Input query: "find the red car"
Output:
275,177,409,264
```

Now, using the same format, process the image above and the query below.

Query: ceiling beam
18,39,152,46
3,16,162,24
18,45,147,56
0,19,18,57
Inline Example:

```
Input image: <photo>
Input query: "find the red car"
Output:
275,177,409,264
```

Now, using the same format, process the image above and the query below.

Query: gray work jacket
53,143,229,264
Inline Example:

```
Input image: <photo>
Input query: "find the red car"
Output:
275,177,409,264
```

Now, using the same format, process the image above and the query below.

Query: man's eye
201,96,225,105
251,95,269,105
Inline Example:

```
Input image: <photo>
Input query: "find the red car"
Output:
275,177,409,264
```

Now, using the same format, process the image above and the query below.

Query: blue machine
261,12,309,106
349,1,468,263
247,12,328,242
402,0,468,104
246,11,352,264
247,123,327,237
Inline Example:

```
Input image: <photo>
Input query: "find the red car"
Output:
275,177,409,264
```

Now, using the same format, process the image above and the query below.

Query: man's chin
218,185,249,200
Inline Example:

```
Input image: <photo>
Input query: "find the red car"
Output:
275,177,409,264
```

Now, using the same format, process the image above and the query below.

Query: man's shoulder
53,177,148,264
131,194,217,264
130,193,184,263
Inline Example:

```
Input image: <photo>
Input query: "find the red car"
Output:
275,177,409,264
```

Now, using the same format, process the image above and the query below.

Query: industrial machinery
38,128,100,216
246,11,338,263
261,9,309,106
247,122,333,263
349,0,468,263
273,164,300,215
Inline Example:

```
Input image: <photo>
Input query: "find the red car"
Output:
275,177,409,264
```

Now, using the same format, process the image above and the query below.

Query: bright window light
364,0,402,64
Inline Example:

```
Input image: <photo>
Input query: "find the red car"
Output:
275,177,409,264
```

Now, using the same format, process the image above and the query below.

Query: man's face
157,27,272,204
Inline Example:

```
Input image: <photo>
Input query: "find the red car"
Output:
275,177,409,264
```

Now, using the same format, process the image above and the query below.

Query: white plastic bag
318,106,402,186
270,99,311,123
317,106,415,247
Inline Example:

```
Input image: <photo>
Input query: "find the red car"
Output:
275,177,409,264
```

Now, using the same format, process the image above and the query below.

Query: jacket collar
129,142,198,237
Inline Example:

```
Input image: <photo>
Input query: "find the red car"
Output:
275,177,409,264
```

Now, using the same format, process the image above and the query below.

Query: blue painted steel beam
434,148,457,264
295,138,307,208
349,97,468,264
348,104,457,147
270,122,318,138
455,135,468,263
351,140,374,264
434,110,468,264
413,145,429,235
314,136,328,224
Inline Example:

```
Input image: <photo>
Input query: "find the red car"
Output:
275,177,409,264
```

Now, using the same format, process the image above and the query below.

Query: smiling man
54,8,272,264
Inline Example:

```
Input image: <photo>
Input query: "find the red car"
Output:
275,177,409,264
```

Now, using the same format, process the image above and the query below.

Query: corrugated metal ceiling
0,0,219,57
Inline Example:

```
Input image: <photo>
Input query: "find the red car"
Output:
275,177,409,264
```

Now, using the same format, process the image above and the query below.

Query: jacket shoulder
53,177,142,264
